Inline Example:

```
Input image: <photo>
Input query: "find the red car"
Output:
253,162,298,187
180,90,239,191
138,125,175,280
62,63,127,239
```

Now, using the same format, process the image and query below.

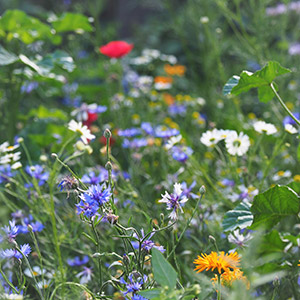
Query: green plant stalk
167,192,204,259
217,273,222,300
270,82,300,127
0,265,19,294
91,221,103,289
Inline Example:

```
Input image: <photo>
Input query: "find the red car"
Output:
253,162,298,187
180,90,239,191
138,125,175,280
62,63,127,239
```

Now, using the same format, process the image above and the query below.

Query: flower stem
270,82,300,127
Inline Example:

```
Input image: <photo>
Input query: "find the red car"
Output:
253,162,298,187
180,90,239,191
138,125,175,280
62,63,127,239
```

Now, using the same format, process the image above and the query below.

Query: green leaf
138,288,161,299
259,230,287,254
28,106,67,121
0,46,18,65
223,75,240,95
298,143,300,161
251,185,300,229
52,13,93,33
0,10,59,44
287,181,300,196
19,54,43,75
224,61,291,102
222,201,253,232
152,248,177,290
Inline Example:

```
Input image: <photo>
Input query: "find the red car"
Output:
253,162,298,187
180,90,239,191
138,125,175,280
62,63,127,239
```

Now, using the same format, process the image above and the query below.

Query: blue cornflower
168,104,187,116
122,138,148,149
141,122,154,135
131,229,165,253
86,183,111,206
18,215,44,234
171,146,193,162
0,165,15,184
118,128,141,137
67,255,89,267
25,165,49,186
1,220,19,243
1,244,31,260
181,181,199,199
76,266,93,284
120,274,147,296
132,295,148,300
82,171,105,185
75,195,99,218
283,112,300,126
155,127,180,138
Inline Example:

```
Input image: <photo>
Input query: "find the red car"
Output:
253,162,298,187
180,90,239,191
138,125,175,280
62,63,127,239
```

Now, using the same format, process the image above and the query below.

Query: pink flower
99,41,133,58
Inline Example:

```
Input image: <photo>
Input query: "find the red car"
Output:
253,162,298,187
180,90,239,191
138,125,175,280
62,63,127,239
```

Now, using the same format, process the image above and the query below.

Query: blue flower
283,112,300,126
0,165,15,184
131,229,165,253
86,183,111,206
118,128,141,137
76,266,93,284
141,122,154,135
75,196,99,218
180,181,198,199
122,138,148,149
1,244,31,260
1,220,19,243
155,127,180,138
82,171,105,185
120,274,147,296
67,255,89,267
18,215,44,234
25,165,49,186
171,146,193,162
168,104,187,116
132,295,148,300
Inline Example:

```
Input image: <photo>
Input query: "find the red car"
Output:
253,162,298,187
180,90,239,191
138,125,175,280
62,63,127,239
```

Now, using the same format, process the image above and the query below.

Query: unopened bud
273,276,280,288
209,235,216,244
160,213,165,223
105,161,112,170
27,224,33,232
104,128,112,139
17,137,24,143
199,185,206,195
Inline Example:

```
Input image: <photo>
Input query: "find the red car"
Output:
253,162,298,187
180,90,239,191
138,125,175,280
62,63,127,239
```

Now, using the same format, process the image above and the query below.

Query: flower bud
104,128,112,139
105,161,113,170
199,185,206,195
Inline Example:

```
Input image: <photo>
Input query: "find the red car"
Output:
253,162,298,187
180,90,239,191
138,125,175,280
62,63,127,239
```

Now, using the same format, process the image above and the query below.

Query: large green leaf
259,230,287,254
0,10,60,44
223,61,291,102
28,106,67,121
138,288,161,299
251,185,300,229
222,201,253,232
51,13,93,33
0,46,18,65
152,248,177,291
287,181,300,196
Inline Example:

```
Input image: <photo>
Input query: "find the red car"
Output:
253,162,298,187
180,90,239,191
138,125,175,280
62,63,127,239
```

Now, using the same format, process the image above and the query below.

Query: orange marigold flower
154,76,173,84
164,64,186,76
298,260,300,266
211,268,250,289
193,251,240,274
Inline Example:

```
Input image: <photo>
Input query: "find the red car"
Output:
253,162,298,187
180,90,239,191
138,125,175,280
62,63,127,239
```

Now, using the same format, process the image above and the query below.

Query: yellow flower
193,251,240,274
293,175,300,182
164,64,186,76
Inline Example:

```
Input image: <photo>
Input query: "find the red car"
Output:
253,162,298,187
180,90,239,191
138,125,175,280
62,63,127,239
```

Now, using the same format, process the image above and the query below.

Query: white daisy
253,120,277,135
165,134,182,150
284,124,298,134
68,120,95,145
200,128,222,147
225,131,250,156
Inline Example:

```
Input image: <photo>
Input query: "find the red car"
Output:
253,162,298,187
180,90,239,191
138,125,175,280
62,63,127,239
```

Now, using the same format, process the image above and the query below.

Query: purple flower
171,146,193,162
159,183,189,220
25,165,49,186
0,165,15,184
155,127,180,138
76,266,93,284
132,295,148,300
120,274,147,296
1,244,31,260
141,122,154,135
131,229,165,253
283,112,300,126
118,128,141,137
168,104,187,116
1,220,19,243
82,171,105,185
122,138,148,149
67,255,89,267
180,181,198,199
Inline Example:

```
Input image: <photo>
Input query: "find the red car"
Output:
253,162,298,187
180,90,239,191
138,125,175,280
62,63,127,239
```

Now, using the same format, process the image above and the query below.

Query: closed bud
105,161,112,170
199,185,206,195
104,128,112,139
209,235,216,244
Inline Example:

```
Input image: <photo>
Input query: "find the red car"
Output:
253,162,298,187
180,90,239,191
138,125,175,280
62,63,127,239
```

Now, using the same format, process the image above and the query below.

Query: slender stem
270,82,300,127
91,221,102,288
167,192,204,260
217,273,222,300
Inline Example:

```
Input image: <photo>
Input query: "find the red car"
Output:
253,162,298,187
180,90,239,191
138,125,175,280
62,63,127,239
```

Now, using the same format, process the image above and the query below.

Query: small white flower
154,82,172,90
165,135,182,150
200,128,222,147
253,120,277,135
11,162,22,169
285,124,298,134
68,120,95,144
225,131,250,156
142,49,161,59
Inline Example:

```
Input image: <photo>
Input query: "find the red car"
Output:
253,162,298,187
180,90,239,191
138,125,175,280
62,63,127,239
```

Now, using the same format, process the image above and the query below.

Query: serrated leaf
152,248,177,290
251,185,300,229
51,13,93,33
223,75,240,95
225,61,291,102
138,288,161,299
222,201,253,232
0,46,18,65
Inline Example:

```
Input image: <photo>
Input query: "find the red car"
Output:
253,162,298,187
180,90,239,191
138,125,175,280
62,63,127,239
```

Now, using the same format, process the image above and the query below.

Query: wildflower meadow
1,1,300,299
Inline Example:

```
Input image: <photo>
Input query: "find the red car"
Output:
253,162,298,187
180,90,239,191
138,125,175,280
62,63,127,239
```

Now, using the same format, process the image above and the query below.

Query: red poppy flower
99,41,134,58
83,112,98,127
